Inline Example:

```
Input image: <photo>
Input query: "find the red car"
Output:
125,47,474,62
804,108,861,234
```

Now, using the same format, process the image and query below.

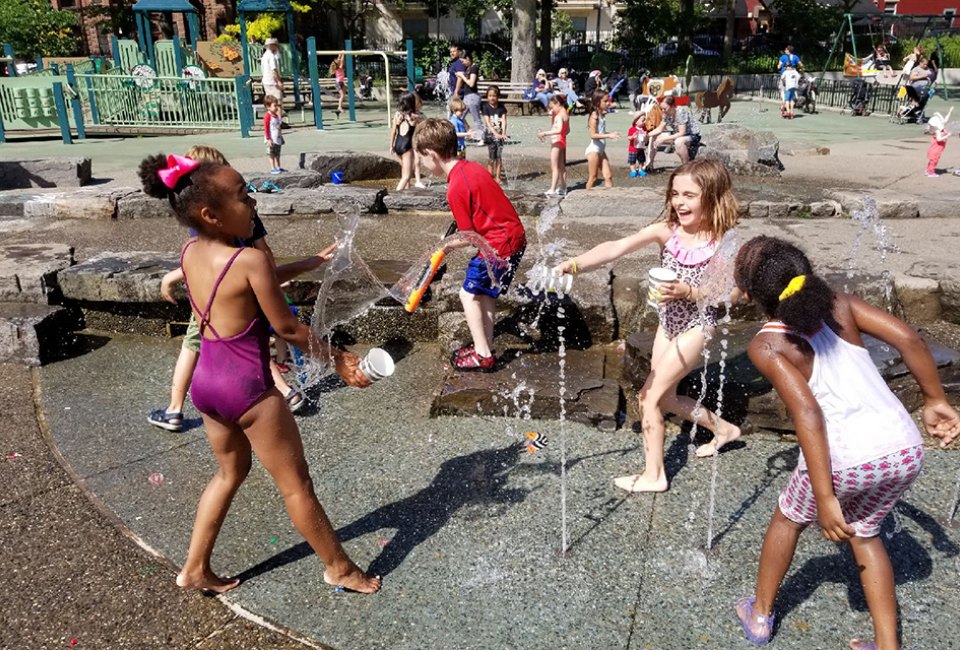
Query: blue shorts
463,250,524,298
784,88,797,101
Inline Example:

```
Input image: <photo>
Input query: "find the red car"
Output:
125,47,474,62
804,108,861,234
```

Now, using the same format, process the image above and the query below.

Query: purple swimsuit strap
181,241,247,340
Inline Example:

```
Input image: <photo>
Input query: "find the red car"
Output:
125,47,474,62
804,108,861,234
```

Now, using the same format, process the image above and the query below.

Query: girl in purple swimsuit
556,159,742,493
139,153,381,595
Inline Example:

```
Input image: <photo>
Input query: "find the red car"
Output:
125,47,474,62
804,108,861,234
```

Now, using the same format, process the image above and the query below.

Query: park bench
475,80,545,116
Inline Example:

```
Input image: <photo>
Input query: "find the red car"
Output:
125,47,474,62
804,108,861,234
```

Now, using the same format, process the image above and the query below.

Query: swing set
822,13,952,85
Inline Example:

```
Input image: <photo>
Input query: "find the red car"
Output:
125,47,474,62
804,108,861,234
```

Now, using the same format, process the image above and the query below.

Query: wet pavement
18,332,960,649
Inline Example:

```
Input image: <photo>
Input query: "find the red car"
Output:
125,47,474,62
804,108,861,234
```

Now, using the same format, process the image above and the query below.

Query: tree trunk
723,0,736,60
539,0,553,70
511,0,537,82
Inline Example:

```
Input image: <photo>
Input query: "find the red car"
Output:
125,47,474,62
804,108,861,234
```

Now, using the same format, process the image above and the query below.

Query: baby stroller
357,71,374,100
846,78,872,116
795,74,817,113
892,83,933,124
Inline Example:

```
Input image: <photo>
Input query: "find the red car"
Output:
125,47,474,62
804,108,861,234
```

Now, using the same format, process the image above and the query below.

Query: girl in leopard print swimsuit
557,159,741,493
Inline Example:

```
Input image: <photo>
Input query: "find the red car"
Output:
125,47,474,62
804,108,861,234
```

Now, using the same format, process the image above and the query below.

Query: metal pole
173,34,184,76
240,14,250,77
849,14,860,78
406,39,415,92
345,39,356,121
287,10,300,107
65,64,86,139
2,43,15,77
307,36,323,129
52,82,73,144
235,75,251,137
111,34,122,70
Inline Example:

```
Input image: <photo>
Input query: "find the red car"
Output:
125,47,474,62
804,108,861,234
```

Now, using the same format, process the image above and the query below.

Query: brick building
51,0,233,56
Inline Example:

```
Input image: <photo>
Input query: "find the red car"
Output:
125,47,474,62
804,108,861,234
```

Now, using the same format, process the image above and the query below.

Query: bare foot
614,473,668,493
176,571,240,595
324,566,382,594
848,640,878,650
695,422,742,458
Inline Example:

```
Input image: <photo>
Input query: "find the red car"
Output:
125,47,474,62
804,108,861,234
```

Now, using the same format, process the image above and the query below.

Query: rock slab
697,124,783,177
299,151,401,182
433,347,622,428
0,244,75,304
58,252,178,303
0,303,80,366
0,158,92,189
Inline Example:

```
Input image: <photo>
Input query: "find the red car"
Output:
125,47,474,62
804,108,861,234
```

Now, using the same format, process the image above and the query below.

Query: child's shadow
235,443,535,582
776,500,959,623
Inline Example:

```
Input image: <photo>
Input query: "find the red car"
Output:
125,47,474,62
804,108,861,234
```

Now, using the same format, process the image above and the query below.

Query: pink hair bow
158,154,200,189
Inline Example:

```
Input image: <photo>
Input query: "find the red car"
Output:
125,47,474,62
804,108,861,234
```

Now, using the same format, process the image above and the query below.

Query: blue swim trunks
463,249,524,298
784,88,797,101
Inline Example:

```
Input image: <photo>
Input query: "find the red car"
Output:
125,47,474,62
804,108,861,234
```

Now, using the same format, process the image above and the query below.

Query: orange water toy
404,249,446,313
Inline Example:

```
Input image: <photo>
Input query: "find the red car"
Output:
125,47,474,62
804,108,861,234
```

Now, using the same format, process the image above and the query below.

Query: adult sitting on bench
643,95,702,171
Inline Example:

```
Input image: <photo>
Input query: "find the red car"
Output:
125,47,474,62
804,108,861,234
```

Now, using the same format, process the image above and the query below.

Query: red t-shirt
263,113,271,141
446,160,526,257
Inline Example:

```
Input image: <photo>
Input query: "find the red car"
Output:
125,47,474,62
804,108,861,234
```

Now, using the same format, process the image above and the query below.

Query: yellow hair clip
778,275,806,302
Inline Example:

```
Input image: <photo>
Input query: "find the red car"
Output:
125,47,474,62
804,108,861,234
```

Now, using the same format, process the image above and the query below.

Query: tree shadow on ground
775,499,959,629
235,443,539,582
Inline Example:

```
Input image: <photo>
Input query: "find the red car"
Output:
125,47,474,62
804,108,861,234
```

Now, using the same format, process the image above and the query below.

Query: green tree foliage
764,0,843,63
0,0,79,58
613,0,686,53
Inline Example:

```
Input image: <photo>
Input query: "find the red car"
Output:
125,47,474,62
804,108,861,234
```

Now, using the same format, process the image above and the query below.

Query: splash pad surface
38,331,960,649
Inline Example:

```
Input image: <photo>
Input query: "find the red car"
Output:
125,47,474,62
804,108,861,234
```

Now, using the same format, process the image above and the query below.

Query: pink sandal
848,641,878,650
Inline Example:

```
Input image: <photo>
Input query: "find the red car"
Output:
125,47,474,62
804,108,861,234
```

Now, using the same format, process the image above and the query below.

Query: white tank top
759,321,922,471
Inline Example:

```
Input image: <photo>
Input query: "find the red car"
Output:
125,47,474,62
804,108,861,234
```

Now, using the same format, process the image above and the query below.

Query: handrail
314,49,406,122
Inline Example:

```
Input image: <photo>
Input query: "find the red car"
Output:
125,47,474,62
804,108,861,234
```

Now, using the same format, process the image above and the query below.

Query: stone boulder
623,322,960,435
432,346,622,428
51,187,137,220
299,151,401,182
58,252,178,303
245,170,325,189
559,186,663,220
383,188,449,212
823,189,920,219
0,303,81,366
0,158,91,189
116,192,173,220
697,124,783,177
0,244,75,304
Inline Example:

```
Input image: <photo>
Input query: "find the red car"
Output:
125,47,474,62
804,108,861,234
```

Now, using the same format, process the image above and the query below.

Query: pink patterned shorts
778,445,924,538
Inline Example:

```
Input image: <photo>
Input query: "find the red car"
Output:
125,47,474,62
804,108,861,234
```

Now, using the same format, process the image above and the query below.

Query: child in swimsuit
538,93,570,196
556,159,742,492
584,89,620,190
733,236,959,650
390,92,423,191
138,153,381,596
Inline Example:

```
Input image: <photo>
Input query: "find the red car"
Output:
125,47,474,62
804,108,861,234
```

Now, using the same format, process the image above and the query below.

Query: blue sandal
147,409,184,432
258,181,281,194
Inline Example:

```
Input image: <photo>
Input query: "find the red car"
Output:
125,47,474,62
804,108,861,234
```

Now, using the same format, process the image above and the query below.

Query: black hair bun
138,154,171,199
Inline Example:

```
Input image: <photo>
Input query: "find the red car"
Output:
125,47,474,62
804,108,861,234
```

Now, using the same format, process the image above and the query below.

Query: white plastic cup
358,348,395,382
532,268,573,296
647,267,678,308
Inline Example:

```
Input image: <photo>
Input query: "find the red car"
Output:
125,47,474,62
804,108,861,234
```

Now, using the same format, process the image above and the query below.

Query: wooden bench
476,81,545,116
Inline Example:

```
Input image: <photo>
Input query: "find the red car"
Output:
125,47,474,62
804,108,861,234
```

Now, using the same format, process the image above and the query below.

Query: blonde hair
449,98,466,113
328,54,344,75
661,159,739,239
412,117,457,160
184,145,229,166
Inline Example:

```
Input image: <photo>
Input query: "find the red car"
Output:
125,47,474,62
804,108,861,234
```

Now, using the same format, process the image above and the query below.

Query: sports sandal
450,344,475,362
246,182,259,193
848,640,878,650
258,181,281,193
285,388,306,413
148,409,184,432
452,349,495,372
735,596,774,645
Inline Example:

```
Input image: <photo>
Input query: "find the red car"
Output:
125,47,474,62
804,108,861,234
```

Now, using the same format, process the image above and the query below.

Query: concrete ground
2,92,960,650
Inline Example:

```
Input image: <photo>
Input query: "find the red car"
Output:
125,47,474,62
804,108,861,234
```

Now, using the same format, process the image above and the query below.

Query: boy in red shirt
413,118,526,371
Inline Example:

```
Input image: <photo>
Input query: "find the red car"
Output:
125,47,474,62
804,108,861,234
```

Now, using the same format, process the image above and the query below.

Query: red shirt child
446,159,526,259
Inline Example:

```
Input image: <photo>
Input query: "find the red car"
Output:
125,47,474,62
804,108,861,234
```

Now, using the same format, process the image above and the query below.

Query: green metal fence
76,73,245,130
0,75,79,130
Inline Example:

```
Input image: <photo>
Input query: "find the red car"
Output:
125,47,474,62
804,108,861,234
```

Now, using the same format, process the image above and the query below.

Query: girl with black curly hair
733,236,958,650
138,153,381,595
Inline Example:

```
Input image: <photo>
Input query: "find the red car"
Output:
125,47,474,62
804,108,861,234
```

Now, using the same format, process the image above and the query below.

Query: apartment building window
402,18,429,37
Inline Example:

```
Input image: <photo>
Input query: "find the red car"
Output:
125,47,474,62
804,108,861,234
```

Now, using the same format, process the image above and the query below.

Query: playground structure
823,13,953,88
0,34,415,143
